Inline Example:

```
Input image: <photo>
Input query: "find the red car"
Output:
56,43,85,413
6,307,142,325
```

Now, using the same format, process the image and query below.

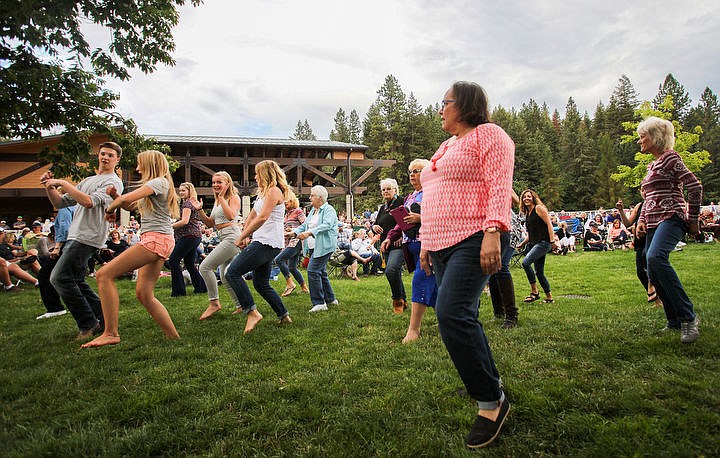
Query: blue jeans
522,240,552,293
275,243,305,286
384,248,406,300
50,240,103,331
359,252,381,274
168,236,207,296
646,216,696,328
430,232,503,409
224,242,288,319
307,251,336,306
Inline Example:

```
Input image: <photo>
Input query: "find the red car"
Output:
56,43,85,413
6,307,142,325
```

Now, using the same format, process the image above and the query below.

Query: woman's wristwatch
484,227,499,233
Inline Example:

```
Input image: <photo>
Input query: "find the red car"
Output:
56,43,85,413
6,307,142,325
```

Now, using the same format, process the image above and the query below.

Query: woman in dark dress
373,178,406,314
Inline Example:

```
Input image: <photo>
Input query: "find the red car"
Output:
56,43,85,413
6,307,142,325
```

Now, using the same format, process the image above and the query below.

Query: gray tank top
210,201,238,225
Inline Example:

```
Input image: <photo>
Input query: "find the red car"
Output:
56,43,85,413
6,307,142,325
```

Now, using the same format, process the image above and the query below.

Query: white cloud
103,0,720,138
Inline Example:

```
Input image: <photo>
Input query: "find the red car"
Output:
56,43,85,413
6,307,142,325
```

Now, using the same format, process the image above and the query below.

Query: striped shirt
419,123,515,252
639,150,702,230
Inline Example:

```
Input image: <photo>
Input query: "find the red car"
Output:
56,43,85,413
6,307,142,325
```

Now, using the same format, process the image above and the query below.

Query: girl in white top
224,160,293,334
194,171,243,320
83,150,180,348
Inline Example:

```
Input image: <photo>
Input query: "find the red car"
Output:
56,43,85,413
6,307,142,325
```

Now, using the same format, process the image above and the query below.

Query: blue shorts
407,240,437,307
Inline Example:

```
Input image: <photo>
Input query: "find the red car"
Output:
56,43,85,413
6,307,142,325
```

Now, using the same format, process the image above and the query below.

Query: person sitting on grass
607,219,631,250
583,222,608,251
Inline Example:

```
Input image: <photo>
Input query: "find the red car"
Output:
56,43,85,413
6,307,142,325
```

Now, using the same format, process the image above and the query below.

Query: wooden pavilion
0,133,394,220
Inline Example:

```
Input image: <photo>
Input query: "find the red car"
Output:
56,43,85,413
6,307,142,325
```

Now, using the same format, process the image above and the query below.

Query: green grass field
1,244,719,457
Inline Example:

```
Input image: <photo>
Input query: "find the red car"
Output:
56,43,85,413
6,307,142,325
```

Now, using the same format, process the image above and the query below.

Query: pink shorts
138,232,175,259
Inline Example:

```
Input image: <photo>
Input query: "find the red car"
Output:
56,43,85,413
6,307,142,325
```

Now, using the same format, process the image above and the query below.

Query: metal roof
0,133,368,150
147,134,368,150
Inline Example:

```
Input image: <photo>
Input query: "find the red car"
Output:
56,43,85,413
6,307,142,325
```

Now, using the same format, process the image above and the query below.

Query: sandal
281,285,297,297
647,290,657,303
543,298,555,303
523,293,541,303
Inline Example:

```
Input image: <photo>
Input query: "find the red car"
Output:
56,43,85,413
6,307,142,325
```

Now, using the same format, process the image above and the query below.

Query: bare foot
244,310,263,333
300,284,309,293
200,303,221,320
279,315,292,324
402,329,420,344
81,334,120,348
231,307,244,315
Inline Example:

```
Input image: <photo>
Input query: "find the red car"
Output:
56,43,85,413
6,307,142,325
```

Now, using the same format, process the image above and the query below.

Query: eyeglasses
441,99,456,107
408,169,422,175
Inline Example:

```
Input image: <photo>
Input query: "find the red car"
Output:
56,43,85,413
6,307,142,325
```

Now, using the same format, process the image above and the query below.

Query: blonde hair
213,171,239,200
637,116,675,151
179,182,197,200
255,160,292,201
136,150,179,219
286,189,300,209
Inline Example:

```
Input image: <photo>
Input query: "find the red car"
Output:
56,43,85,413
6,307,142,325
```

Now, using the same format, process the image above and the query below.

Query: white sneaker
329,299,339,306
676,241,687,248
36,310,68,320
309,303,328,312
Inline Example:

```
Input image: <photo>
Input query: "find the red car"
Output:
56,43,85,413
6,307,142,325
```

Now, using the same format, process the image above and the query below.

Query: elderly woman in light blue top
291,185,339,312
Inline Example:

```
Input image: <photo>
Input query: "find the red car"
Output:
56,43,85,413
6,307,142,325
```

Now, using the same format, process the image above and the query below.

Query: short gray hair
637,116,675,151
379,178,399,193
408,158,430,171
310,185,328,203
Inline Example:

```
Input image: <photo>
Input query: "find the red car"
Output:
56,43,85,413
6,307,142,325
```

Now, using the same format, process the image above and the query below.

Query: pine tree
292,119,317,140
653,73,691,123
348,110,362,144
329,108,349,142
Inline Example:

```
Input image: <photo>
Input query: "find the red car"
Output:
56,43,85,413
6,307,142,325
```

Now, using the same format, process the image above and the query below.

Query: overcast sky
104,0,720,139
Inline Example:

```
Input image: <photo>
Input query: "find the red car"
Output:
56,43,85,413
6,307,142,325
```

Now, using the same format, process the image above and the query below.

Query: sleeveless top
252,196,285,249
210,201,238,225
526,207,549,245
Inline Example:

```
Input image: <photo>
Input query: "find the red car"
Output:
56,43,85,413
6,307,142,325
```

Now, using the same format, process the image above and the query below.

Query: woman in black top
616,199,661,307
516,189,557,303
373,178,406,313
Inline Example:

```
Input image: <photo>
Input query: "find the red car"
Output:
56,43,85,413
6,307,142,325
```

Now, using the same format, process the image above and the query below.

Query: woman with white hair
374,177,407,314
291,185,339,312
635,116,702,343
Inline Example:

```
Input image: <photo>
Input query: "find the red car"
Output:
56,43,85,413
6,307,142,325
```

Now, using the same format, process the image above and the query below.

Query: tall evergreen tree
292,119,316,140
653,73,691,123
329,108,349,142
348,109,362,144
686,87,720,201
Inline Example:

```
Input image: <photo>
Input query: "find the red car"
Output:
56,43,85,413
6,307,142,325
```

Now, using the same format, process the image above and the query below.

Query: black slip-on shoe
466,397,511,449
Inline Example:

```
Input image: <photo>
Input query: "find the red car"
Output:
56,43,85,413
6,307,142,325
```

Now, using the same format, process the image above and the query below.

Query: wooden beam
0,161,48,186
189,160,217,178
352,165,381,187
302,163,346,189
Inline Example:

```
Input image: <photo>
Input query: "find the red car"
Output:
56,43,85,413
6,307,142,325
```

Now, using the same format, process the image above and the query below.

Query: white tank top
252,196,285,249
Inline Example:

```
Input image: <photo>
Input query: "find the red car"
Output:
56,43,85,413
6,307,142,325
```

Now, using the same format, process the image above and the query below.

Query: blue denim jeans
307,251,336,306
49,240,103,331
359,252,381,274
275,243,305,286
384,248,406,300
168,236,207,296
224,242,288,319
430,232,503,409
522,240,552,293
646,215,696,328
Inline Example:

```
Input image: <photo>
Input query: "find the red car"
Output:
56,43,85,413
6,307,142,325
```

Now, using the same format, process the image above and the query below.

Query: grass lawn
1,243,719,456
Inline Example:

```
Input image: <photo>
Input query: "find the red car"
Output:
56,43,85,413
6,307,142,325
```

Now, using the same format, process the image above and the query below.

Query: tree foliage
0,0,202,180
291,119,317,140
